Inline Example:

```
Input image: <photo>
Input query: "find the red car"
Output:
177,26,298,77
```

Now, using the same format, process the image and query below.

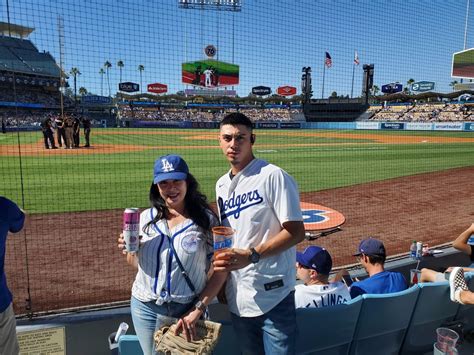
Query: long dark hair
143,173,216,234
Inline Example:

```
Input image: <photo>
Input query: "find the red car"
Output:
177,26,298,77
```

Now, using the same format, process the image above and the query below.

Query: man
0,197,26,355
73,115,81,148
40,117,57,149
82,117,91,147
213,112,305,354
350,237,407,298
295,246,350,308
64,114,74,149
55,114,66,147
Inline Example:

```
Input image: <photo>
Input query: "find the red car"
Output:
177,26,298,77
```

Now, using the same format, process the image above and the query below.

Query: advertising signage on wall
252,86,272,96
277,86,297,96
381,122,404,130
119,82,139,92
381,83,403,94
147,83,168,94
411,81,435,92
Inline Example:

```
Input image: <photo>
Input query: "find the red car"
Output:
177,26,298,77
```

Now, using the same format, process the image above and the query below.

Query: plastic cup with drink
212,226,234,257
435,327,459,354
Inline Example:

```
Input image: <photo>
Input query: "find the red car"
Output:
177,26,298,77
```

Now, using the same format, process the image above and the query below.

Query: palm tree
79,87,88,96
138,64,144,93
99,68,105,96
104,61,112,97
450,80,459,92
69,67,81,104
117,60,124,84
406,78,415,94
371,85,380,96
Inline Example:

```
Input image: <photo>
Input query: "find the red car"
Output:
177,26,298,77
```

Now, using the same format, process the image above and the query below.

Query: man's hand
213,248,251,272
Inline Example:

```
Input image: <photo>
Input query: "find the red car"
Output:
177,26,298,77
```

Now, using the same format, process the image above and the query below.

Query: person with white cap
295,246,350,308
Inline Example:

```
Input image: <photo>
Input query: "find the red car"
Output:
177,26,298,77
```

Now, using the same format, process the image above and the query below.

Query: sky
2,0,472,98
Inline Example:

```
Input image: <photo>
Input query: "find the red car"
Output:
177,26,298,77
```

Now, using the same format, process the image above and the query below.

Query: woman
118,154,227,354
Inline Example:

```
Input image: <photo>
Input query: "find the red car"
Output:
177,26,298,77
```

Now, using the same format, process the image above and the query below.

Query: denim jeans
230,291,297,355
130,296,194,355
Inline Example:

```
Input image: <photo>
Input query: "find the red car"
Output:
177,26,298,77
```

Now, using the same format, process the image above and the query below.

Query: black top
470,245,474,262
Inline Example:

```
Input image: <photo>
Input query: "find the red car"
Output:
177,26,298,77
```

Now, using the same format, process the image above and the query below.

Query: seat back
349,286,420,355
401,281,460,354
118,335,144,355
295,297,363,355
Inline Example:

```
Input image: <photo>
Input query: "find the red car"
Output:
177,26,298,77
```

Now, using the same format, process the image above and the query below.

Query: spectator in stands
0,196,26,355
117,155,226,354
449,267,474,305
295,246,350,308
349,237,407,298
82,117,91,147
40,117,57,149
420,223,474,283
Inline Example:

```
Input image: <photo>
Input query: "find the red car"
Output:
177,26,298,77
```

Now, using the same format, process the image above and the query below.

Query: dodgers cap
353,237,386,257
296,246,332,275
153,154,189,184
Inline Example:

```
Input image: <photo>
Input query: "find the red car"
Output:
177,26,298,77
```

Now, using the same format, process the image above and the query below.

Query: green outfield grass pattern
1,128,473,214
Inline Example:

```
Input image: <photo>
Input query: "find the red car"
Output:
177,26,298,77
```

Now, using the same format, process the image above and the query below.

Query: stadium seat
295,296,363,355
118,335,143,355
212,320,241,355
400,281,460,354
348,286,420,355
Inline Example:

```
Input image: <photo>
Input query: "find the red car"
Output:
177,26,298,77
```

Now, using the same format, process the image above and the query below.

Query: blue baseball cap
353,237,386,257
153,155,189,184
296,246,332,275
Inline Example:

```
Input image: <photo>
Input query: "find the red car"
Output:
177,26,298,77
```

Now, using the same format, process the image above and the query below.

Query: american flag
325,52,332,68
354,51,360,65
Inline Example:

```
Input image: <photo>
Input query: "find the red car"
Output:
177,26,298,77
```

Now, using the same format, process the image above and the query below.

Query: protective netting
1,0,473,316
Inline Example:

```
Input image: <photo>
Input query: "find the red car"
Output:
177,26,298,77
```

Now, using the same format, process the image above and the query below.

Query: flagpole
351,62,355,98
322,60,326,99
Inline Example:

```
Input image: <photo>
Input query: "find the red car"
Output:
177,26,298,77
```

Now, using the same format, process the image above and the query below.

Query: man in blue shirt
350,238,407,298
0,197,25,355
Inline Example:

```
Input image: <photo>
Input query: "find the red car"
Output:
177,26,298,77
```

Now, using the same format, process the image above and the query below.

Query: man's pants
0,303,19,355
230,291,297,355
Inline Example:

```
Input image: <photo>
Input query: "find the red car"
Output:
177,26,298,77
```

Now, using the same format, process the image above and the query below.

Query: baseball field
2,127,474,314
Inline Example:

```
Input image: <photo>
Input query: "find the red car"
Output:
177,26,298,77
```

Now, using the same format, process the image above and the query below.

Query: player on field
213,113,306,354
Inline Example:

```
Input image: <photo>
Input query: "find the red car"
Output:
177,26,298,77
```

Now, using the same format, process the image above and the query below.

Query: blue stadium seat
118,335,143,355
348,286,420,355
400,281,460,354
295,296,363,355
212,320,241,355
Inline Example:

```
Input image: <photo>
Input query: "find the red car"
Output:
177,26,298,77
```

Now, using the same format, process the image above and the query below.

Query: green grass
1,128,473,214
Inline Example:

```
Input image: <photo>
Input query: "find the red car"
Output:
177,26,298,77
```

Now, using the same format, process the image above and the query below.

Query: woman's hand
174,308,203,342
117,233,127,255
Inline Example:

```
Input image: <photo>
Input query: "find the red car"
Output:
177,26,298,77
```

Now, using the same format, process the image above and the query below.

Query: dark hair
367,254,386,265
219,112,253,130
143,173,216,234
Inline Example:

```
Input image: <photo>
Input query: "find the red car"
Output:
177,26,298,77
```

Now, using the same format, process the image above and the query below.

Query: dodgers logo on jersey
218,190,264,220
300,202,345,231
181,234,198,253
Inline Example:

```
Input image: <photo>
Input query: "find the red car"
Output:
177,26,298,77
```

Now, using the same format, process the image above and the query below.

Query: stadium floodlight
178,0,242,11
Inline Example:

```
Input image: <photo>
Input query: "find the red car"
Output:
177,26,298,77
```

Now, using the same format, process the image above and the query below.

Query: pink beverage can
123,208,140,252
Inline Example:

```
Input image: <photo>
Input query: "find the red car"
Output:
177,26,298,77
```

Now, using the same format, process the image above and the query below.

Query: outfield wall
130,120,474,131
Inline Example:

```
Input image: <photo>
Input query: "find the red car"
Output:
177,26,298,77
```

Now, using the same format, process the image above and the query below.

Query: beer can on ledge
123,208,140,253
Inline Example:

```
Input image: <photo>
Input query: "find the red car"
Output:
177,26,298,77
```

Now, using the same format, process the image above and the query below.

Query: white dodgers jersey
216,158,303,317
